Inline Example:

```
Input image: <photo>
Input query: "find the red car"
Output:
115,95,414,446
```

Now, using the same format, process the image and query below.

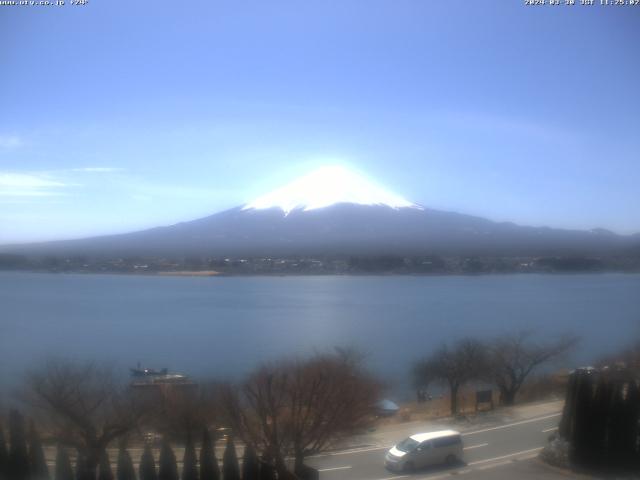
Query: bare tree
222,367,289,476
23,359,150,477
488,331,578,405
415,339,487,415
224,351,382,477
411,357,437,392
151,381,222,442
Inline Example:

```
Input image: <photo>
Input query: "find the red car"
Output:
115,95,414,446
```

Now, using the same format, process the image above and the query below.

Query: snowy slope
242,165,422,215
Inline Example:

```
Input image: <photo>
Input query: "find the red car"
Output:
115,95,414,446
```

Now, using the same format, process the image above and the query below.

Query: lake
1,272,639,398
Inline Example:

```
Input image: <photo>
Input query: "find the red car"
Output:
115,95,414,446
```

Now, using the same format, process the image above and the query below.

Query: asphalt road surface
306,412,562,480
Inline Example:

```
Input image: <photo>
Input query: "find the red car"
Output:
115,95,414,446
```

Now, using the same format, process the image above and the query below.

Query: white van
384,430,463,472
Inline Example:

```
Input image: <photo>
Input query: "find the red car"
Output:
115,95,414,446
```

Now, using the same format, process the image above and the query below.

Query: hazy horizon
1,1,639,243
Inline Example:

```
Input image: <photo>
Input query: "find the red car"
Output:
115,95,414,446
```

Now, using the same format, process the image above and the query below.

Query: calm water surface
1,272,639,396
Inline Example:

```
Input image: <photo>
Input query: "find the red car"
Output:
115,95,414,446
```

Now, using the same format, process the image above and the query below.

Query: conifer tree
258,456,275,480
558,371,577,440
608,382,627,465
139,444,158,480
158,439,178,480
98,450,114,480
55,445,73,480
241,445,259,480
627,380,640,465
77,450,93,480
54,446,74,480
222,437,239,480
588,375,611,464
570,371,594,464
28,421,49,480
182,434,198,480
199,429,219,480
620,380,639,466
8,410,30,480
75,450,92,480
116,447,136,480
0,423,8,480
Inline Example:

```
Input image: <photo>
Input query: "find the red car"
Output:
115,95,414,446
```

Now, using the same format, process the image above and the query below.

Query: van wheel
403,461,415,473
445,454,457,466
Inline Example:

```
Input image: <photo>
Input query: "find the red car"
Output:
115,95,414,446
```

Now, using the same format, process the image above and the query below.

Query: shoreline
155,270,221,277
1,269,640,278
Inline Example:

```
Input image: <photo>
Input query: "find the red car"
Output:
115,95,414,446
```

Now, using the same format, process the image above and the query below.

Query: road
41,401,565,478
306,410,562,480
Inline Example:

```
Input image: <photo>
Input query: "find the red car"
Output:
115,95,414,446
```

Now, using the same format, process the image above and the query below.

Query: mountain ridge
2,166,639,259
2,203,638,258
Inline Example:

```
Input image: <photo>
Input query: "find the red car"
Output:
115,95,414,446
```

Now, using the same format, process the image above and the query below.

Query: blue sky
1,1,638,243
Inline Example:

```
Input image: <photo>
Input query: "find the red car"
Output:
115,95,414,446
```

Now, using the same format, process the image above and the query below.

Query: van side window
419,441,432,450
433,435,461,447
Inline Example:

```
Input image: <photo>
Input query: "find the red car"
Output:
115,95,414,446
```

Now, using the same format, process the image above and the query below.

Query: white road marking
414,473,455,480
394,449,544,480
467,446,543,466
312,412,560,460
309,445,388,457
542,426,558,433
373,448,544,480
462,412,561,436
411,468,473,480
476,460,512,470
318,465,352,472
463,442,489,450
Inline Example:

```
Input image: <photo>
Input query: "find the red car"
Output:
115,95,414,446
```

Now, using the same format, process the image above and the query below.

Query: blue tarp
377,399,400,413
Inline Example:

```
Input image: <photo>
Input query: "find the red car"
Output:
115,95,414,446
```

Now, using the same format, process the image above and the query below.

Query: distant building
129,364,197,402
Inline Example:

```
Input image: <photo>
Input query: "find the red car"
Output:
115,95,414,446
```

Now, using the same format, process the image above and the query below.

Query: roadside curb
310,408,564,463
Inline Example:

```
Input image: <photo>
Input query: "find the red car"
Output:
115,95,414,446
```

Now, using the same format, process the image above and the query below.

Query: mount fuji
241,166,421,215
3,166,639,258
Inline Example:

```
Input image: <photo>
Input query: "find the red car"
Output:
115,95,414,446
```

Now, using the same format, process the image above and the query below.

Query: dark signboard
475,389,494,411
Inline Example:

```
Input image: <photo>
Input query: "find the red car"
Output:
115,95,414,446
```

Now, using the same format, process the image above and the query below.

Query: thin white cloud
0,135,22,149
70,167,124,173
0,173,64,188
432,110,579,144
0,172,69,197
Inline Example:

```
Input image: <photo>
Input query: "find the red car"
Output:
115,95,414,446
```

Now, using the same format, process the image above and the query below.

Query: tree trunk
83,447,101,480
274,454,291,479
293,452,304,473
294,460,319,480
500,387,516,406
450,384,459,416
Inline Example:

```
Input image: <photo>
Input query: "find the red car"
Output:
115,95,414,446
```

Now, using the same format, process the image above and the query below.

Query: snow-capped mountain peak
242,165,422,215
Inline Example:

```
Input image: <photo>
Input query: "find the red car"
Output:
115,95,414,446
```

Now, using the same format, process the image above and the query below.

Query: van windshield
396,438,419,452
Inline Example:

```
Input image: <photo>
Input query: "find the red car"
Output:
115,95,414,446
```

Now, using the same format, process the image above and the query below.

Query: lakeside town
2,254,639,276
